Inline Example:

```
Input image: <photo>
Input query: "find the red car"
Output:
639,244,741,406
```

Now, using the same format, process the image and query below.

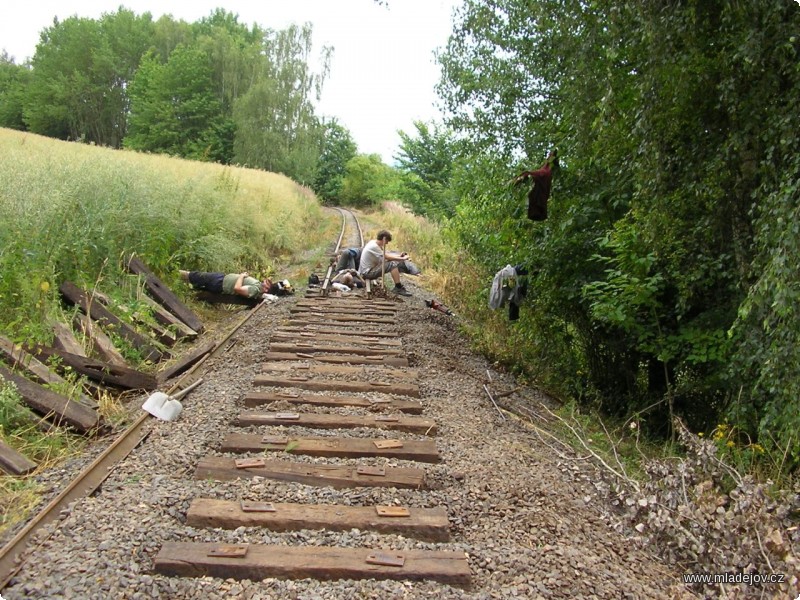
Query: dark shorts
188,271,224,293
361,261,402,280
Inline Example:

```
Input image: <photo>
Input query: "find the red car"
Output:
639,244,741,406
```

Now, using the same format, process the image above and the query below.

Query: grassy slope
0,127,328,344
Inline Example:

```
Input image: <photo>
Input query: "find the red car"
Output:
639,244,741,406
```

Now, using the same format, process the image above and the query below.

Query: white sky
0,0,460,163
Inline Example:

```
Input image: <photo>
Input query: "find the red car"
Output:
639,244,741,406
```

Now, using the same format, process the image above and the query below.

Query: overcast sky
0,0,460,163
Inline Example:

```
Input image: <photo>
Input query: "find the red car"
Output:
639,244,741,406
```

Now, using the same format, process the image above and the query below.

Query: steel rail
0,300,268,590
321,207,349,296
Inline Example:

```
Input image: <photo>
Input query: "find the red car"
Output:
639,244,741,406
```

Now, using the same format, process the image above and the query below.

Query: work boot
393,284,412,297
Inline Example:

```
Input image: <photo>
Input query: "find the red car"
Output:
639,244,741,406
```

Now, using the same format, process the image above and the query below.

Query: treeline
0,8,332,184
410,0,799,471
0,6,443,208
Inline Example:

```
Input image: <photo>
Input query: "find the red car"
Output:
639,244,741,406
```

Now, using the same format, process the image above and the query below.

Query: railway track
1,207,694,598
0,207,471,592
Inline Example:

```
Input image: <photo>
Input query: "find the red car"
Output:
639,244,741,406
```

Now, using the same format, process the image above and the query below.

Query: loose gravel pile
2,278,697,599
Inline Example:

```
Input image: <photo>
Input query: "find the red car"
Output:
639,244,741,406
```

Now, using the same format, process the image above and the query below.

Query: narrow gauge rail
0,207,471,591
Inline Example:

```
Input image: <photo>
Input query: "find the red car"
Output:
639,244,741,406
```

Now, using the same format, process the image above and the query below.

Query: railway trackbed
0,208,695,599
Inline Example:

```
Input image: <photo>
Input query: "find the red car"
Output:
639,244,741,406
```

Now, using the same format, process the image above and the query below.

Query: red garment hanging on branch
513,150,557,221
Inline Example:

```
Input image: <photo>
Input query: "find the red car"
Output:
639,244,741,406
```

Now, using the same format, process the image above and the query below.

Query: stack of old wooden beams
0,257,206,475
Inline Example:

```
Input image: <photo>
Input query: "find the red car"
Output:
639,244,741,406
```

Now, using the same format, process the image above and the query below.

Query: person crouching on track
179,270,272,299
358,230,414,296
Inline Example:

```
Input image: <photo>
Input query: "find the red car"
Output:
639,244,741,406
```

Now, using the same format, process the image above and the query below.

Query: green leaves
437,0,800,467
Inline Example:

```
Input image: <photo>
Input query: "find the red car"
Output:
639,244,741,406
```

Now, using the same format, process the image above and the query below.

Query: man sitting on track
357,230,417,297
179,270,272,299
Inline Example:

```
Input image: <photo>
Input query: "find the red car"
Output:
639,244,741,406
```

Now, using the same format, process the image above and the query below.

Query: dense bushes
434,0,800,471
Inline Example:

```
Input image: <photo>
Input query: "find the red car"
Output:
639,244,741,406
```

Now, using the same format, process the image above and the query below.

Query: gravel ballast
2,280,696,599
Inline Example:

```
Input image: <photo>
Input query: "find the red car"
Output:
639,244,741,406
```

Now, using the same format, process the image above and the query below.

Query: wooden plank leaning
73,313,128,367
0,365,101,434
0,334,97,409
125,256,204,334
0,440,37,476
154,542,470,585
139,295,198,342
59,281,164,363
51,322,86,356
29,345,157,391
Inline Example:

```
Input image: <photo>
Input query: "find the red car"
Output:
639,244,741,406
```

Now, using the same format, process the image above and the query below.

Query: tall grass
0,128,325,343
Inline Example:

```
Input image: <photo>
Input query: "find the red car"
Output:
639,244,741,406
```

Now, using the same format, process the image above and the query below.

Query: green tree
313,120,358,204
232,23,329,182
23,10,154,146
395,120,456,219
0,52,29,130
340,154,396,207
125,45,231,161
436,0,800,464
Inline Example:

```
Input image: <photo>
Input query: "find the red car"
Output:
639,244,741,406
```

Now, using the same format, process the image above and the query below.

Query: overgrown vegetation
421,0,800,477
0,374,87,535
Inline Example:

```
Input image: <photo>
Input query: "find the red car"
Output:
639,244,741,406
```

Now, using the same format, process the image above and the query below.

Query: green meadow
0,127,326,344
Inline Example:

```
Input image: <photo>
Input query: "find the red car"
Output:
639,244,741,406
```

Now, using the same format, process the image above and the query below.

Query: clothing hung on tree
489,264,528,321
524,162,552,221
513,150,557,221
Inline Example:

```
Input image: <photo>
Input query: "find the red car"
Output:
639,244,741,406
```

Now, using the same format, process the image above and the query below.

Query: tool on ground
425,299,454,316
142,378,203,421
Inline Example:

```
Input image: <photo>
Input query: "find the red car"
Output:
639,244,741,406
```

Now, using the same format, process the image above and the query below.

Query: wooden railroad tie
235,411,436,435
276,325,397,339
28,346,157,391
220,433,440,462
269,342,403,358
295,298,399,309
0,365,102,434
0,334,98,409
287,317,397,328
0,439,37,476
290,307,398,318
263,351,409,368
59,281,165,363
271,330,403,347
126,255,204,334
253,375,420,398
261,361,419,381
242,391,423,414
73,313,128,367
154,542,470,585
186,498,450,541
194,456,426,489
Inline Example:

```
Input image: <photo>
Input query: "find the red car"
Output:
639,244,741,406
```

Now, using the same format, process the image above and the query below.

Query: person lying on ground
357,230,414,296
179,270,272,299
332,269,365,289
